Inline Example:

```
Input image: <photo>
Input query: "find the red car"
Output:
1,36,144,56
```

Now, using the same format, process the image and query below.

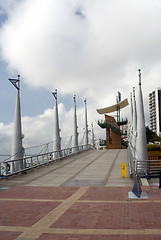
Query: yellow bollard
121,162,127,178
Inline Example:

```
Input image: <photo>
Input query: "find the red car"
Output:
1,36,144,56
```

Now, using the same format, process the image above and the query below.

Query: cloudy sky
0,0,161,155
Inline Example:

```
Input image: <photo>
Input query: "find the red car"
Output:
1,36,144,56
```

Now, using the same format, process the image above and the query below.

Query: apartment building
149,88,161,136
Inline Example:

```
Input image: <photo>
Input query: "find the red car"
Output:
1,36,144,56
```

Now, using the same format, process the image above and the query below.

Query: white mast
9,75,24,171
84,98,88,147
135,69,148,172
91,122,95,148
132,87,137,157
73,95,78,152
130,92,133,132
52,90,61,158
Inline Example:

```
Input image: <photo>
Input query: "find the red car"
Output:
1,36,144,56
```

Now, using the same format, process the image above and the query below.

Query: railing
128,145,161,178
0,144,93,178
136,159,161,178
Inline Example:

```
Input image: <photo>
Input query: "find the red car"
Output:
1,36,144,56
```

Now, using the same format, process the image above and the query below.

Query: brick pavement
0,185,161,240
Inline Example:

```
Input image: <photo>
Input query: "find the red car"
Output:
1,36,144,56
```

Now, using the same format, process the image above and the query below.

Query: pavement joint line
16,186,89,239
1,198,161,204
77,199,161,203
0,225,29,232
0,198,64,203
1,226,161,236
45,228,161,235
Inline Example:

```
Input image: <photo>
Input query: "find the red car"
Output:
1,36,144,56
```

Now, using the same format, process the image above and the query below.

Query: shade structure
97,98,129,114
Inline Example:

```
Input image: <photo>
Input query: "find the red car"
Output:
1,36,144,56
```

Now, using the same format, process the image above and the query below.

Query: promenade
0,149,161,240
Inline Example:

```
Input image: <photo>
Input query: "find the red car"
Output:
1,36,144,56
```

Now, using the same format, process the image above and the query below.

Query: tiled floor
0,185,161,240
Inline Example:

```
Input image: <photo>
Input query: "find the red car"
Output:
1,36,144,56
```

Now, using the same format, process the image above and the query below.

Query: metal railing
0,144,93,178
136,159,161,178
128,146,161,178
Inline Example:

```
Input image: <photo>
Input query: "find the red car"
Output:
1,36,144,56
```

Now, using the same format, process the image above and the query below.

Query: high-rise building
149,88,161,136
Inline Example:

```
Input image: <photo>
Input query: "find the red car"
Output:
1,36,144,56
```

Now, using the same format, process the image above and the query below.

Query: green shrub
147,144,161,151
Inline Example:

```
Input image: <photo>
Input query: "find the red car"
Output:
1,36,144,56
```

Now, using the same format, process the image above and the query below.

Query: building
149,88,161,136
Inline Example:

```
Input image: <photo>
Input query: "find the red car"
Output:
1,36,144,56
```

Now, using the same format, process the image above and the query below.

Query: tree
146,126,161,143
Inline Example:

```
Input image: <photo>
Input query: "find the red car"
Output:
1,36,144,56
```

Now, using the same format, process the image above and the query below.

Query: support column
52,90,61,159
84,98,88,148
135,69,148,175
73,95,79,153
9,75,24,172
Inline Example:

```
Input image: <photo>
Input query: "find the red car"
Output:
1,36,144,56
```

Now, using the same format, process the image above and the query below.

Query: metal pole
129,92,133,149
9,75,24,172
73,95,79,153
91,123,95,149
130,92,133,133
52,90,61,158
132,87,137,155
84,98,88,148
135,69,148,176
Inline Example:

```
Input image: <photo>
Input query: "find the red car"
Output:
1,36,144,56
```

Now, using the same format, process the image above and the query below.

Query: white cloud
1,0,161,100
0,122,13,155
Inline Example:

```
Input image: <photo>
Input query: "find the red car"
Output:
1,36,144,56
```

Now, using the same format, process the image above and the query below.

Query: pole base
128,191,148,199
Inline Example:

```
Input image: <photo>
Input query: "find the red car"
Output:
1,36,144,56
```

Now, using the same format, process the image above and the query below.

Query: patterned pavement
0,185,161,240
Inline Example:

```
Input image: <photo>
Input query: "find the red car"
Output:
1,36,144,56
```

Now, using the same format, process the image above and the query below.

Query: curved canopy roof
97,98,129,114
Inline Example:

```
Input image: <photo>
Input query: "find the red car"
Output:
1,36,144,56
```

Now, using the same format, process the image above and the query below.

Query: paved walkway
0,149,161,240
0,185,161,239
0,149,133,187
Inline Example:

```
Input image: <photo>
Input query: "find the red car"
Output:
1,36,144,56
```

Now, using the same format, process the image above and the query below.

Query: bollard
159,171,161,188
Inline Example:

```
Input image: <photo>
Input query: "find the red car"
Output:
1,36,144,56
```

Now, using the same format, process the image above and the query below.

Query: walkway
0,149,161,240
0,149,133,187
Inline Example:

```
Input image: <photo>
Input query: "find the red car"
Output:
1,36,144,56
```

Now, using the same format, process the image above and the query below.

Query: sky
0,0,161,155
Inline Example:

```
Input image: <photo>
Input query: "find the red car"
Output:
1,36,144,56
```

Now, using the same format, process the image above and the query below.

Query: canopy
97,98,129,114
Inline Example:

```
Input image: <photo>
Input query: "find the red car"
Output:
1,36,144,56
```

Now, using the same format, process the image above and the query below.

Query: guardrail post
37,156,40,165
31,157,33,168
6,163,9,175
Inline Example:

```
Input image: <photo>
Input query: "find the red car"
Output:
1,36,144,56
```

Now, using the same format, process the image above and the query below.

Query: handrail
0,144,93,178
128,143,161,178
136,159,161,178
